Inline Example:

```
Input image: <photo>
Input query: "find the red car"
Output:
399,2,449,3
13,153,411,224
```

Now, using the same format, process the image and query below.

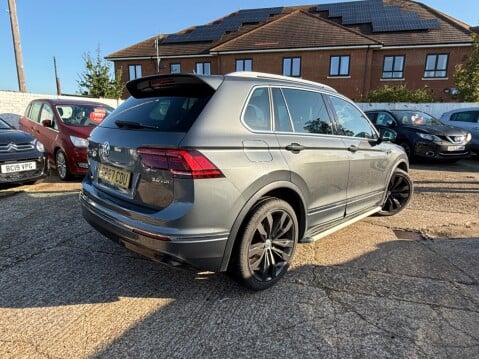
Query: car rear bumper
79,190,229,272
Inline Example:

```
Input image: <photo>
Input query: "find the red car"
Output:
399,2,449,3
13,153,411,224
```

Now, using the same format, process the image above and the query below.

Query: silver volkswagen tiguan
80,72,412,290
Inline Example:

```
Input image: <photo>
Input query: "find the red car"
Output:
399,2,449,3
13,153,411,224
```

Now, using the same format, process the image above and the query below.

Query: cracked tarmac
0,160,478,358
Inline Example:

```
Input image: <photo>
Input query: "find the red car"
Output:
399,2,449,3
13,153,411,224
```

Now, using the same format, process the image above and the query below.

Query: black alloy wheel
234,198,298,290
378,168,413,216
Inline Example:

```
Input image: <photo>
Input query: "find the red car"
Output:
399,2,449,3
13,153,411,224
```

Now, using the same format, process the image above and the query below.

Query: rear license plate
98,164,131,189
1,161,36,173
447,145,465,151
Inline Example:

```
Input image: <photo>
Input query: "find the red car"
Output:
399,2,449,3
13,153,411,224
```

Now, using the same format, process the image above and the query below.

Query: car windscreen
100,95,212,132
391,111,443,126
56,104,114,127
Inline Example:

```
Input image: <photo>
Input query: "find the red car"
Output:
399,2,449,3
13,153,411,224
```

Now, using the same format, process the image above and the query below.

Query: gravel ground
0,159,478,358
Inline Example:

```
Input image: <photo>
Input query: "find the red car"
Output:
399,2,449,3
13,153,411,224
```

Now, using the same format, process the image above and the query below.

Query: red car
19,99,114,180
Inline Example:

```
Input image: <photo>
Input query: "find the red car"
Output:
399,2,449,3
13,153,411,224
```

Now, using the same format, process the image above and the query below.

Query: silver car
440,107,479,154
80,72,412,290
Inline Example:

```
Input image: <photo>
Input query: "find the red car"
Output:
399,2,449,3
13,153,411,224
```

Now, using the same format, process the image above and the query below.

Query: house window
128,65,142,80
329,55,350,76
236,59,253,72
170,63,181,73
283,57,301,77
196,62,211,75
424,54,448,78
382,55,405,79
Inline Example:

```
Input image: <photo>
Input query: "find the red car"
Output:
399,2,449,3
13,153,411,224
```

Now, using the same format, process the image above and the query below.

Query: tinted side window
243,88,271,131
272,88,292,132
24,103,32,117
29,102,42,123
327,96,376,138
40,104,54,122
281,88,333,134
374,112,395,127
450,111,479,123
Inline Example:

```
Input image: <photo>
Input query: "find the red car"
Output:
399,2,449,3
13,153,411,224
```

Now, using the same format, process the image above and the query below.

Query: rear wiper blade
115,120,159,130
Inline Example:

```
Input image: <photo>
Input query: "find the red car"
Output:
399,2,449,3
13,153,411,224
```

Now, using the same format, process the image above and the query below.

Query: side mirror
41,119,53,128
379,128,397,142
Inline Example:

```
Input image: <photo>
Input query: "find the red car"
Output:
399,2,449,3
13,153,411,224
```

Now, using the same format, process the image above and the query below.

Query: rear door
273,87,350,227
325,95,391,216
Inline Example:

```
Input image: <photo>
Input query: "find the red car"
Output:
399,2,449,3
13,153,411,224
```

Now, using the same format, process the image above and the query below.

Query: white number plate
447,145,465,151
1,161,37,173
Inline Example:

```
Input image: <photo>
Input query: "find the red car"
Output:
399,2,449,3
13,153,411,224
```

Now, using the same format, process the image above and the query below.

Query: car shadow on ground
0,191,478,357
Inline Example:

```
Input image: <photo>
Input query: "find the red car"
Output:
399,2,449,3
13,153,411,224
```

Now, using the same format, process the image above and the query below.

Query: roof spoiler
126,74,224,98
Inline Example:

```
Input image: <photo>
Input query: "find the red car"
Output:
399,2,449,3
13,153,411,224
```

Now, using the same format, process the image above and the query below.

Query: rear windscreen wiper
115,120,160,130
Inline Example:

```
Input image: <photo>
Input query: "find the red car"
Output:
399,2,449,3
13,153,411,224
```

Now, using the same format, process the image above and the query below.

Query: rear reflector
132,228,171,241
137,148,224,179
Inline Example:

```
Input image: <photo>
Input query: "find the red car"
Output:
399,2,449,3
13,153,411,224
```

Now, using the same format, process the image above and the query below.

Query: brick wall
112,44,471,102
0,91,121,128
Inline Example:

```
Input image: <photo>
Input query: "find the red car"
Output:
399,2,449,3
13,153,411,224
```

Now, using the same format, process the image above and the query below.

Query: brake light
137,148,224,179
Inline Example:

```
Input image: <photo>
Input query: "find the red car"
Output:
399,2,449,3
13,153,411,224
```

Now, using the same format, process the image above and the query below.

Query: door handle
348,145,359,152
285,143,304,152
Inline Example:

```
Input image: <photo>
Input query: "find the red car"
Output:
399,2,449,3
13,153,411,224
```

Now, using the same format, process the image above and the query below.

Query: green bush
363,84,434,103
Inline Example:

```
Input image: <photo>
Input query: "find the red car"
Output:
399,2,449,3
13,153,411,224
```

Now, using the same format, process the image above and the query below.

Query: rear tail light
137,148,224,179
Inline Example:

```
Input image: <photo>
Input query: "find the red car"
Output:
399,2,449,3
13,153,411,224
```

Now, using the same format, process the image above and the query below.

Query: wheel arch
220,181,306,272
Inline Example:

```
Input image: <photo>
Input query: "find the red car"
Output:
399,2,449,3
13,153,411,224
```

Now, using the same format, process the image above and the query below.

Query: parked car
440,107,479,154
0,117,48,185
365,109,472,161
80,72,412,290
19,99,114,180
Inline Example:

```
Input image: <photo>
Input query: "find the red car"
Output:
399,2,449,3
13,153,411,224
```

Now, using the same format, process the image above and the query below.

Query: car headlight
33,140,45,152
70,136,89,148
466,133,472,143
418,133,441,142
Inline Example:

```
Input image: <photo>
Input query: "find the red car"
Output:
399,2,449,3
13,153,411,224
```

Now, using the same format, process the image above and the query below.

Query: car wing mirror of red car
41,119,53,128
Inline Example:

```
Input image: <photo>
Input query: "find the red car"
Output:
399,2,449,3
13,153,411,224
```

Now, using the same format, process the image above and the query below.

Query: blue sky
1,0,477,95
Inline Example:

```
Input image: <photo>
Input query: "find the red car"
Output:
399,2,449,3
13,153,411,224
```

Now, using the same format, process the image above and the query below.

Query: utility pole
8,0,27,92
53,56,61,95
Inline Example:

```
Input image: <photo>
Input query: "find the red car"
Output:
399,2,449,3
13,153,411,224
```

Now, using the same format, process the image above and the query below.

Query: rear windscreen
101,95,211,132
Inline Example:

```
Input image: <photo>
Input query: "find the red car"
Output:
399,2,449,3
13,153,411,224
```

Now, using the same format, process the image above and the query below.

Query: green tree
454,34,479,102
78,48,123,99
363,84,434,103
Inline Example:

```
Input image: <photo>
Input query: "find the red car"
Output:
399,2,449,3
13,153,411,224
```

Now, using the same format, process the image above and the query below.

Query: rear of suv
80,72,412,290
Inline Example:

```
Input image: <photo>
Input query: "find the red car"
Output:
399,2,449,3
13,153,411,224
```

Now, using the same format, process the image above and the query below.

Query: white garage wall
357,102,479,119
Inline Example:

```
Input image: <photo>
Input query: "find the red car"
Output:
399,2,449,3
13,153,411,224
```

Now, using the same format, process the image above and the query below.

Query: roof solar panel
316,0,440,33
163,7,283,44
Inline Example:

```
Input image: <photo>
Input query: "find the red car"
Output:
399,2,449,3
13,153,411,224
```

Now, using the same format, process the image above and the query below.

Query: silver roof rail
227,71,337,93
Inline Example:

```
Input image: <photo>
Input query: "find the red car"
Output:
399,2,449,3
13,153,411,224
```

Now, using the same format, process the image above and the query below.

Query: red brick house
106,0,477,100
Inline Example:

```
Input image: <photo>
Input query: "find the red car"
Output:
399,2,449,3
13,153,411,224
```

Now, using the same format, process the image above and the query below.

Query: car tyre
231,198,298,290
399,141,414,159
55,150,72,181
378,168,413,216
